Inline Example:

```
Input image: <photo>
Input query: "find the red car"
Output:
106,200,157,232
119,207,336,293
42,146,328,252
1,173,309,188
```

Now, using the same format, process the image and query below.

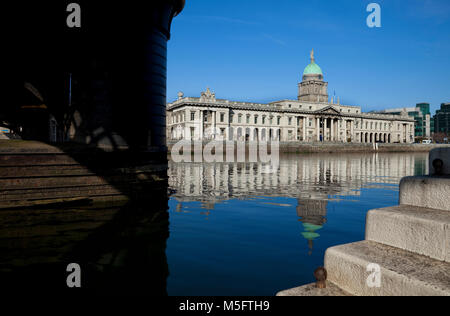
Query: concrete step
366,205,450,262
325,241,450,296
400,176,450,212
276,281,352,296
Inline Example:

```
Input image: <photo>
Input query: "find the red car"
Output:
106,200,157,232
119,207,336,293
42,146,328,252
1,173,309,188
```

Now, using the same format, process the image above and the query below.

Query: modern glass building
434,103,450,136
415,103,433,137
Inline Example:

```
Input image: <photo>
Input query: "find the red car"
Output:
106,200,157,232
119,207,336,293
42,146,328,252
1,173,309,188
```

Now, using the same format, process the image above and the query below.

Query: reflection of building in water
201,202,216,210
168,153,427,254
168,153,428,206
297,199,328,255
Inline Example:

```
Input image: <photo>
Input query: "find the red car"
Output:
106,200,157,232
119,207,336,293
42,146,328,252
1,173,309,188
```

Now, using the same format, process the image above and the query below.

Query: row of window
357,120,412,132
171,111,412,132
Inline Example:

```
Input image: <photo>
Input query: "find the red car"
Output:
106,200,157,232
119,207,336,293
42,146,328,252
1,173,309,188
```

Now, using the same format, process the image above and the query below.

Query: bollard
432,159,444,176
314,267,327,289
429,148,450,176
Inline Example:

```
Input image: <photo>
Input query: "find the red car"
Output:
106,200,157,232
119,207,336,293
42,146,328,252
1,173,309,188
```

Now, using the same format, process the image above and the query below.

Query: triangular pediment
315,106,341,115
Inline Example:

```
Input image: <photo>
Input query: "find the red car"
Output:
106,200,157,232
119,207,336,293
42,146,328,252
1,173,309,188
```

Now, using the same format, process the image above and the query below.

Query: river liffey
166,152,428,296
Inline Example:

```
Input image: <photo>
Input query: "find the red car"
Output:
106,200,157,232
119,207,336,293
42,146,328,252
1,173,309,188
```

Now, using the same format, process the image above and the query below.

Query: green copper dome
303,49,323,75
303,62,323,75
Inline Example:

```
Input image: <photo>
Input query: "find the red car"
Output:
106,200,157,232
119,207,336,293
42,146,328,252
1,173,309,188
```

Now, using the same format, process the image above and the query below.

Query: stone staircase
0,141,168,209
278,148,450,296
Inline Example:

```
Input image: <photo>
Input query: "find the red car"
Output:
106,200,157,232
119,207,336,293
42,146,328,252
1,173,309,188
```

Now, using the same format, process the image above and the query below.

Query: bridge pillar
6,1,185,153
67,1,185,152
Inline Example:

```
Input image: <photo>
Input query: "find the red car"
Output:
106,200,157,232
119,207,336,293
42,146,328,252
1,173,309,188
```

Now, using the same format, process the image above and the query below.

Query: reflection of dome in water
301,223,323,241
297,199,328,255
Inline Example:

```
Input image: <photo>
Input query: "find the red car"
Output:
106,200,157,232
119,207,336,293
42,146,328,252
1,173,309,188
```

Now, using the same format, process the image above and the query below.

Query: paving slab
276,281,351,296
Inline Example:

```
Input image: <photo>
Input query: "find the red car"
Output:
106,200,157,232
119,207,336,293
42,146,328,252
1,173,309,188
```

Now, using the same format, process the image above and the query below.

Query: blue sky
167,0,450,114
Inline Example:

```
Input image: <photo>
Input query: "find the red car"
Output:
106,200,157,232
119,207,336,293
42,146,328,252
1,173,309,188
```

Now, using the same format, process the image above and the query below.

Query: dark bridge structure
1,1,185,294
4,0,184,149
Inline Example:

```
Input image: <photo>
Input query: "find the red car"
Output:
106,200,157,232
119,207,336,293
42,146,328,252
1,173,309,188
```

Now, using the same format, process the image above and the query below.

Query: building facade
434,103,450,136
167,51,415,144
377,103,432,140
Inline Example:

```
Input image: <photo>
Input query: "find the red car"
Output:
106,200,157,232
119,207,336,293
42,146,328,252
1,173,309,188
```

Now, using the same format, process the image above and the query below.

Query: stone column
403,124,406,143
324,118,328,141
338,120,341,142
303,117,307,142
212,111,216,139
335,119,338,142
199,110,204,141
342,120,346,143
316,118,320,142
401,124,405,143
336,120,340,142
331,119,334,142
350,120,354,143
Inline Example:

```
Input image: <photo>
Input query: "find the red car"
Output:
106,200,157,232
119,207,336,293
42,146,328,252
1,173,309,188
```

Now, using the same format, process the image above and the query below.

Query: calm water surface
166,152,428,296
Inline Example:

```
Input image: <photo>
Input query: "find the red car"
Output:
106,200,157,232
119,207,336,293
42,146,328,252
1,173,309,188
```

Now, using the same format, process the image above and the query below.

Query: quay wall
167,141,450,154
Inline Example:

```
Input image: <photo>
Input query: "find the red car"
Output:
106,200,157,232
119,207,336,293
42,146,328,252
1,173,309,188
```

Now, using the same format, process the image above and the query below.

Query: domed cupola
302,49,323,80
303,63,323,76
298,49,329,103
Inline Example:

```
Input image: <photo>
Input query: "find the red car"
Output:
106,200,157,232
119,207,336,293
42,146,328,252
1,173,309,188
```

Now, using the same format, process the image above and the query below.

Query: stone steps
325,241,450,296
400,176,450,212
366,205,450,263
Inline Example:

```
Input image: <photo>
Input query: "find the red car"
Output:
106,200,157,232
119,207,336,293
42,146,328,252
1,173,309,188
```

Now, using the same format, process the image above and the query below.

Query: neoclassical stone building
167,51,415,144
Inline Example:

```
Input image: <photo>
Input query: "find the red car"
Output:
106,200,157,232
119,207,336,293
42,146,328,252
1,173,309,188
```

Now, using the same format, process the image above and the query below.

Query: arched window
254,128,259,141
245,128,251,141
